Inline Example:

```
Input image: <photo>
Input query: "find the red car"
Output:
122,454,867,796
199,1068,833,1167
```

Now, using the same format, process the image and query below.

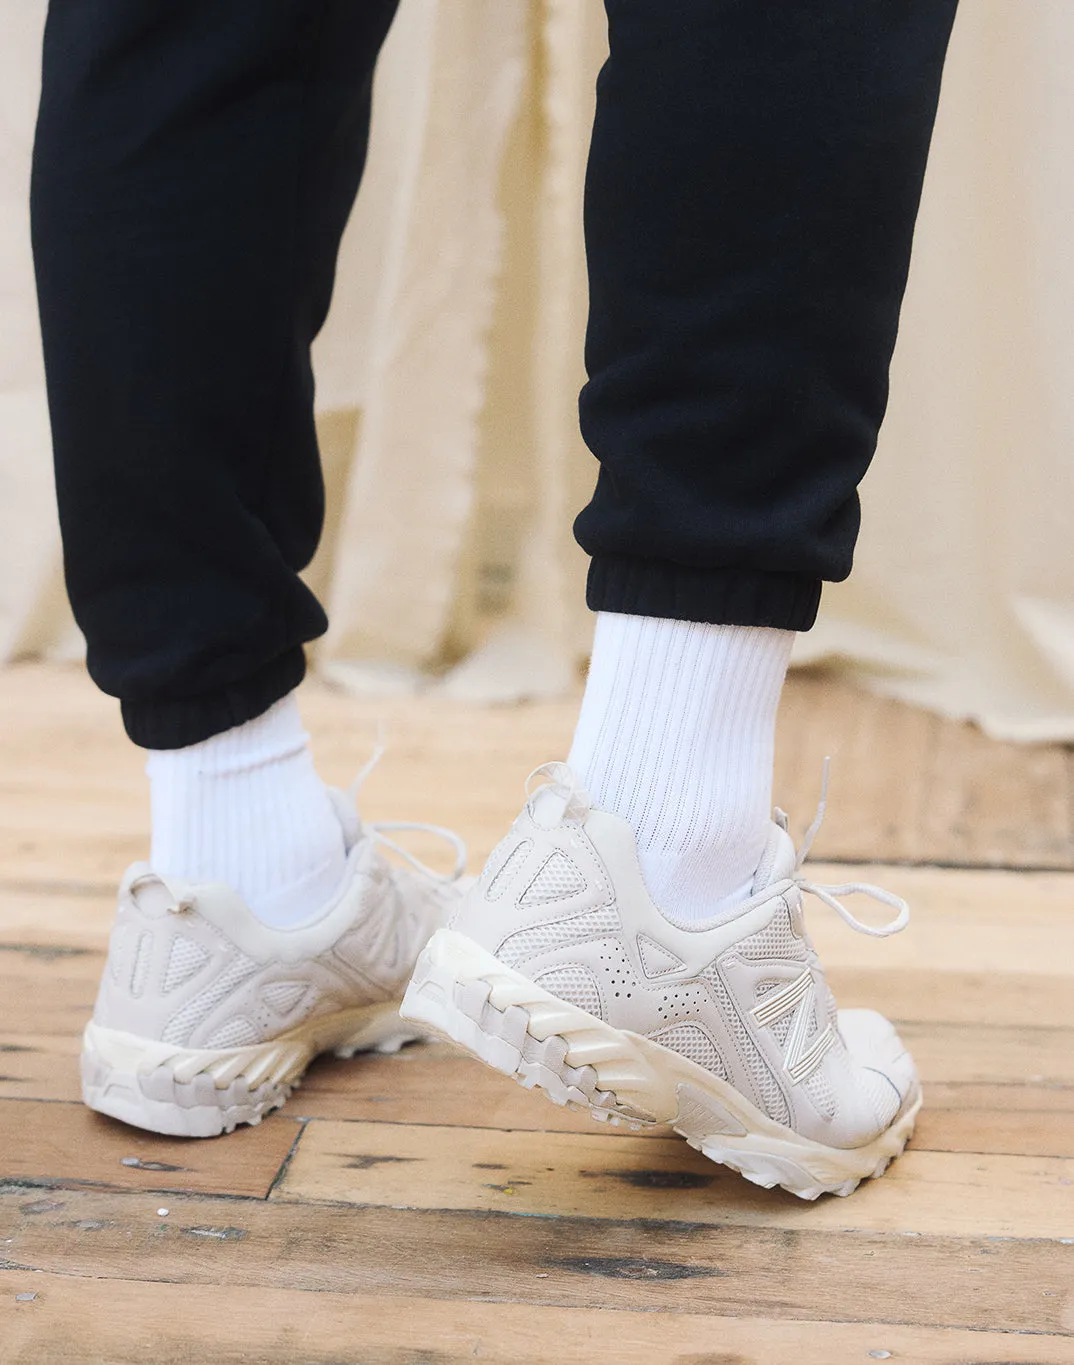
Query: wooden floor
1,663,1072,1363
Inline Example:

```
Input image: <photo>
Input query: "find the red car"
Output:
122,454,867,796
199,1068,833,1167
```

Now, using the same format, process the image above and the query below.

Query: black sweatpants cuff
586,554,821,632
119,646,308,750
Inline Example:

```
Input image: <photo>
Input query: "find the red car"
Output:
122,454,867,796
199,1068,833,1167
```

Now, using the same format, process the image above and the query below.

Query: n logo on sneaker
751,969,836,1084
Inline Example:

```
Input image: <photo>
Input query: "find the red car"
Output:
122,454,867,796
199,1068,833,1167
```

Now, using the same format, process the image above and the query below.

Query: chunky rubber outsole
400,928,921,1201
82,1002,420,1138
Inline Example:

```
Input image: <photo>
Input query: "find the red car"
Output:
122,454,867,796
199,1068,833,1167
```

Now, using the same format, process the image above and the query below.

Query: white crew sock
568,613,794,922
146,693,347,929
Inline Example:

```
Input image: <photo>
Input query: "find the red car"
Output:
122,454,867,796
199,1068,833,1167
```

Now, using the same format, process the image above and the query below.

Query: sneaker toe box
838,1007,919,1128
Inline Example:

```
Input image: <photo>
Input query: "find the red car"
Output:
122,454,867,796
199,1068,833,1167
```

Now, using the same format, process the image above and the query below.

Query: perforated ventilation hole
519,850,587,906
597,943,637,1000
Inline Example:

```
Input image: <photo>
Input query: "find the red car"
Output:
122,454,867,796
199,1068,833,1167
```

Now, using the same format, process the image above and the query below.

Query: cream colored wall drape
2,1,1073,739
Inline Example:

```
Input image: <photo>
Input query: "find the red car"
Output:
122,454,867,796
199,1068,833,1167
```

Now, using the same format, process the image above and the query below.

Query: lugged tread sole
401,928,921,1201
82,1002,421,1138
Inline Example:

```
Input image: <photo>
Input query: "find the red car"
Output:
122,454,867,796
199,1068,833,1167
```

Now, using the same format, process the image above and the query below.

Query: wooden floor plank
3,1189,1071,1336
827,966,1072,1028
0,975,95,1038
4,1273,1072,1365
0,662,1071,877
912,1107,1074,1158
0,1036,80,1104
0,1100,298,1199
2,661,1071,1347
275,1119,1074,1240
3,1038,1072,1157
6,1036,1074,1160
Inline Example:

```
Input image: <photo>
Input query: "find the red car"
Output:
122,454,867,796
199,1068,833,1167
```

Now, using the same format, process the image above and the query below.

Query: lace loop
792,757,910,939
525,761,591,824
367,820,467,884
347,730,466,885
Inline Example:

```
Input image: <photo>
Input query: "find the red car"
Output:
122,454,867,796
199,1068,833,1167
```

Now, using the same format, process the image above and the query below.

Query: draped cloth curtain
2,1,1073,740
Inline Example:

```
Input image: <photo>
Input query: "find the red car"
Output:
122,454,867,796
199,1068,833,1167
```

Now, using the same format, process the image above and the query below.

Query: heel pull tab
128,870,197,916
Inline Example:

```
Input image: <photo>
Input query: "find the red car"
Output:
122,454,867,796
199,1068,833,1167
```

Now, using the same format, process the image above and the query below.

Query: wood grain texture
3,1274,1072,1365
5,1038,1072,1158
2,662,1072,1360
3,1190,1072,1336
0,1100,299,1199
275,1119,1074,1240
0,662,1070,876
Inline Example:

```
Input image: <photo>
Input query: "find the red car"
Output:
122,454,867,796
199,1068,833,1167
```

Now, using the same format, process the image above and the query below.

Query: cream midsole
406,928,921,1178
83,1000,408,1093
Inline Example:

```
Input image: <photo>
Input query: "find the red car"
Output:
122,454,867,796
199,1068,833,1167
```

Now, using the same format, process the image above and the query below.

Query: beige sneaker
401,763,919,1200
83,791,465,1137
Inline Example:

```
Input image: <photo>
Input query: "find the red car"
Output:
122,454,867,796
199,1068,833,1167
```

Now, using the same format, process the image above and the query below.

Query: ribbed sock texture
568,614,793,922
146,693,347,929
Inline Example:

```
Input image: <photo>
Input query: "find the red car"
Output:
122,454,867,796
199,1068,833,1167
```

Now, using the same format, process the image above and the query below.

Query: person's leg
32,0,400,927
32,2,469,1139
403,1,958,1198
32,0,399,750
570,0,959,917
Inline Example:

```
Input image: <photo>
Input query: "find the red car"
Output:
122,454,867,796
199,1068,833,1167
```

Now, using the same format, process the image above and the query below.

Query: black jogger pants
31,1,959,749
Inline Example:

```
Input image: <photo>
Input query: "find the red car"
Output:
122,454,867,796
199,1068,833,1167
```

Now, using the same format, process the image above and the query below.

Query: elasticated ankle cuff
586,554,822,632
120,647,307,749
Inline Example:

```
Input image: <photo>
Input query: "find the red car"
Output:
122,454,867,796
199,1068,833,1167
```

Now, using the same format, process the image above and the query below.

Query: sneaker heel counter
95,884,167,1028
447,872,504,953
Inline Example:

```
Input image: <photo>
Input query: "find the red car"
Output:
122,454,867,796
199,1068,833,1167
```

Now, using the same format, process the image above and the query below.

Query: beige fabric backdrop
2,1,1072,739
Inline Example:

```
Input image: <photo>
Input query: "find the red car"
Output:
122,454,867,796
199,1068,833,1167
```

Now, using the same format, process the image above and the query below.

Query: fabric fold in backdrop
1,0,1072,740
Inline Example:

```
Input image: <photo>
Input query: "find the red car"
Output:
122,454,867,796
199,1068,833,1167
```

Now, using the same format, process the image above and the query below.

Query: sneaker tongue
751,822,797,894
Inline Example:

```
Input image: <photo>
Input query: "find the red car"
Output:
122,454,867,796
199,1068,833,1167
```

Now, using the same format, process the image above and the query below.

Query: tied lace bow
349,741,466,885
780,757,909,939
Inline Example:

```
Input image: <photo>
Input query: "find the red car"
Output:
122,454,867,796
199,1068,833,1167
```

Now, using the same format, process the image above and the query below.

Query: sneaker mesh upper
533,965,602,1018
702,962,790,1126
649,1023,727,1078
203,1017,260,1049
162,935,210,994
160,952,261,1047
735,908,805,961
497,906,621,969
519,851,586,906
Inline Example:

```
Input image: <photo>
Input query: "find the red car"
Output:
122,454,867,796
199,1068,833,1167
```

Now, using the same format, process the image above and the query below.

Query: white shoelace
782,758,910,939
349,742,467,885
525,761,592,824
530,757,909,938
